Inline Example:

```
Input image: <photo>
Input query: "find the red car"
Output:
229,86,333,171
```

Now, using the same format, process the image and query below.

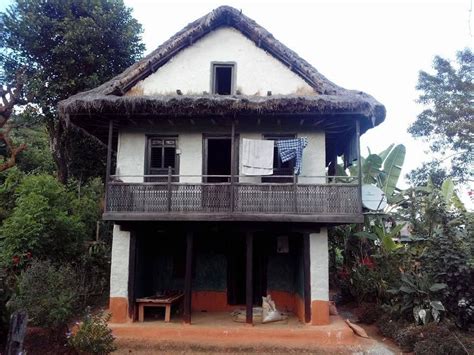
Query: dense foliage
0,0,145,182
8,260,78,330
408,48,473,183
0,173,102,269
68,308,116,354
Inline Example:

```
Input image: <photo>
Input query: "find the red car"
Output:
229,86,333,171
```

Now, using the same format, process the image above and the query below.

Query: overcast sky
1,0,472,202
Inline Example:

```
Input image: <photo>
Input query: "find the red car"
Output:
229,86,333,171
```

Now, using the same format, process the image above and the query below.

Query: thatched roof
58,5,385,137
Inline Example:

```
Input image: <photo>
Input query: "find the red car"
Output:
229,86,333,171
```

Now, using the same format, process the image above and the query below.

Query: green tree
408,49,473,183
0,174,102,269
0,0,145,182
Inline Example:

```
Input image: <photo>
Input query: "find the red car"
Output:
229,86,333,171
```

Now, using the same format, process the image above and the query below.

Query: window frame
210,61,236,95
144,135,179,181
262,133,296,182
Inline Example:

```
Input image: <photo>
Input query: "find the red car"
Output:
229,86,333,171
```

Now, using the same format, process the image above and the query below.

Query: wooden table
136,293,184,322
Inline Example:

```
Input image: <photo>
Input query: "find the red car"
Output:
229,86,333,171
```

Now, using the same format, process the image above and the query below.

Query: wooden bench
136,293,184,322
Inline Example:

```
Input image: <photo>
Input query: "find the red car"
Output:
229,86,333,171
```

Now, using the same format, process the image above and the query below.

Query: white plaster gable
128,27,314,96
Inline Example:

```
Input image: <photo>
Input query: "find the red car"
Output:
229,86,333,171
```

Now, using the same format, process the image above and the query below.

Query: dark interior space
214,66,233,95
206,138,231,183
227,234,268,305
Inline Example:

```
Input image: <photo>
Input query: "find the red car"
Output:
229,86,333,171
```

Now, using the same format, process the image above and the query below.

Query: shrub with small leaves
68,308,116,355
8,259,78,330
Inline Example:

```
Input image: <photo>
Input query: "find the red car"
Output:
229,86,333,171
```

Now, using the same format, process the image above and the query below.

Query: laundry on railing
242,138,274,176
276,137,308,175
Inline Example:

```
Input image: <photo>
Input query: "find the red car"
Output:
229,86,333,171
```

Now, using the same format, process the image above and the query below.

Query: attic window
212,63,235,95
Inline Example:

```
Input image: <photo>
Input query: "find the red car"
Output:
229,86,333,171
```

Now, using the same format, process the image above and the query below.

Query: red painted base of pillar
311,300,330,325
109,297,130,323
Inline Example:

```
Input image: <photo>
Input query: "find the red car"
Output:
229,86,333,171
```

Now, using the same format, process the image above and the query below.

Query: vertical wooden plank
104,119,113,211
183,231,193,324
303,233,311,323
246,231,253,325
127,231,137,320
230,121,235,212
167,166,172,212
293,173,298,213
355,120,362,212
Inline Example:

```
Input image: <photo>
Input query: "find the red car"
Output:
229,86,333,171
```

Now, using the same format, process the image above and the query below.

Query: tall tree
408,49,473,183
0,79,27,172
0,0,144,182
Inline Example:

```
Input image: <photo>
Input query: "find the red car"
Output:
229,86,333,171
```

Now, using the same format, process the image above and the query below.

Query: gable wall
128,27,314,96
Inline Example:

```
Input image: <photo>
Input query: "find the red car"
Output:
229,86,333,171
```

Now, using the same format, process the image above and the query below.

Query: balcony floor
103,211,364,223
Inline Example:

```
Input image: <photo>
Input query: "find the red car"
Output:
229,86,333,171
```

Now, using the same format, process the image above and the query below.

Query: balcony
104,174,362,223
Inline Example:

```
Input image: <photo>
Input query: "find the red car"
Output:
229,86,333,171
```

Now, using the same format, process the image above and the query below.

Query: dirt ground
114,339,365,354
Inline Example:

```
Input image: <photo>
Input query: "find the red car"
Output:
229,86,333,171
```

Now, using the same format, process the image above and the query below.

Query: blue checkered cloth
276,138,308,175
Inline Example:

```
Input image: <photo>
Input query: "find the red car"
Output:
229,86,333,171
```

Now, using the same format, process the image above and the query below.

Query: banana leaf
378,144,395,162
362,154,383,184
441,178,454,205
382,144,406,198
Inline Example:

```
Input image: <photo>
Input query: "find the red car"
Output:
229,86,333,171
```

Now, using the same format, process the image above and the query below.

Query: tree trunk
47,118,69,184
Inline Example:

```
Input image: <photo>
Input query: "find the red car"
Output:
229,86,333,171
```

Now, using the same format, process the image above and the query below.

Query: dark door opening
205,137,231,183
227,235,267,306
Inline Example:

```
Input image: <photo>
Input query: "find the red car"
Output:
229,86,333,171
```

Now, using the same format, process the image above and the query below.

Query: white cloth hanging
241,138,274,176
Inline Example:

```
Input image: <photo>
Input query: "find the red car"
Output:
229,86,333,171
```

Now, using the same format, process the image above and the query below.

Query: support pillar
246,231,253,325
309,228,330,325
303,234,311,323
183,231,193,324
109,224,132,323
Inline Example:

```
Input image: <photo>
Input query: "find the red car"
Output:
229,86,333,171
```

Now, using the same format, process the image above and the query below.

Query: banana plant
337,144,406,205
355,222,405,253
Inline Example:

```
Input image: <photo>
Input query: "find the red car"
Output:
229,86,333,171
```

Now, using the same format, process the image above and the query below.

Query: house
59,6,385,327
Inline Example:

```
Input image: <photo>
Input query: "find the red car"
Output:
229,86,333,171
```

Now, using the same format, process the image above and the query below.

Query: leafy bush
376,314,403,338
8,259,78,330
355,303,382,325
387,271,447,324
68,308,116,355
413,323,466,355
422,228,473,320
0,174,104,271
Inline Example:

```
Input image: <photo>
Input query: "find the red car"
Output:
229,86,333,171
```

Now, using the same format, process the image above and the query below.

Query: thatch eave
60,93,385,131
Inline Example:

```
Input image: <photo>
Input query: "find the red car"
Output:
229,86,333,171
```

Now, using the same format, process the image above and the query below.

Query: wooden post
246,231,253,325
183,231,193,324
230,121,235,212
293,172,298,213
128,231,137,320
355,120,362,212
104,119,113,211
5,311,27,355
167,166,172,212
303,234,311,323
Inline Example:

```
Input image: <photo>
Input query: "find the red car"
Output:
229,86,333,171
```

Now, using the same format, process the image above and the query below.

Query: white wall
128,27,314,96
178,132,202,183
309,228,329,302
298,131,326,183
110,225,130,298
116,132,145,183
115,129,325,182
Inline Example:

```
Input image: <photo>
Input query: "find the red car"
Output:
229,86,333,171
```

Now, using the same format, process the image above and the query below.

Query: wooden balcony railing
104,174,362,223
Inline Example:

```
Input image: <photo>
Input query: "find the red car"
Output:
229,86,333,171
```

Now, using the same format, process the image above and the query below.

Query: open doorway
203,135,238,183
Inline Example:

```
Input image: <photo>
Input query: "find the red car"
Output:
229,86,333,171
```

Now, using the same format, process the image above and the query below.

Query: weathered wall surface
110,225,131,298
109,225,131,323
309,228,330,325
116,128,325,181
128,27,314,96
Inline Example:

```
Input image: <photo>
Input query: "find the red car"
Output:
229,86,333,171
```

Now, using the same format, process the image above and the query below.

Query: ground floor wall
108,223,329,325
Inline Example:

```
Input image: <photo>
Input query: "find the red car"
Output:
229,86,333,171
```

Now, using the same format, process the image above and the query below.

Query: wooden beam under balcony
103,212,363,223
